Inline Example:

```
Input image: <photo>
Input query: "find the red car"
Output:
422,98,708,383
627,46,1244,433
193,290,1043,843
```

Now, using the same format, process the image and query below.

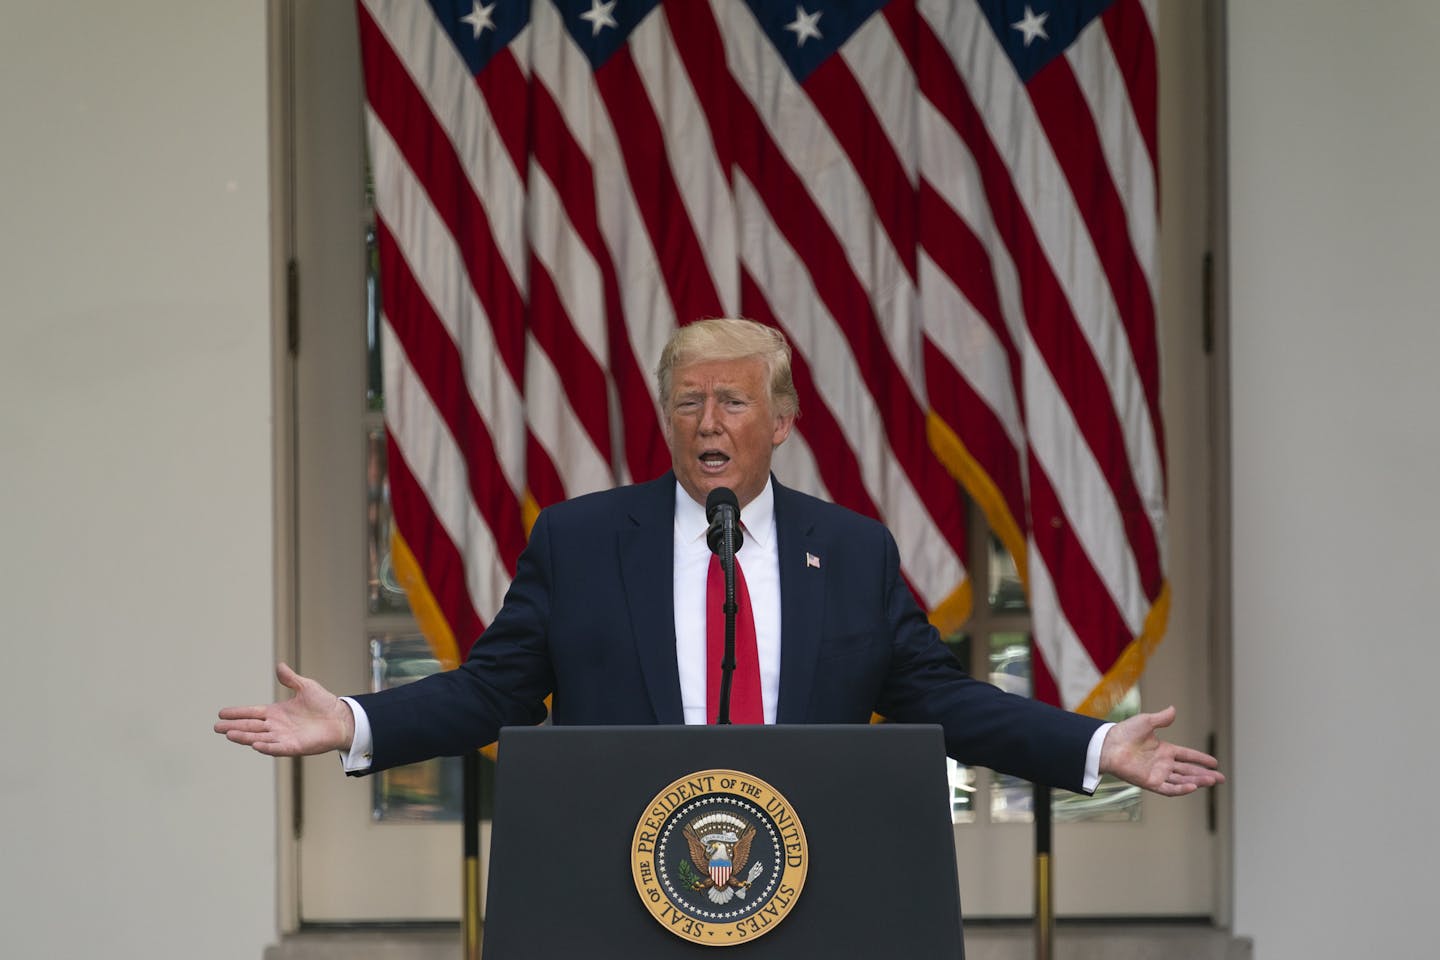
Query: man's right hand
215,663,355,757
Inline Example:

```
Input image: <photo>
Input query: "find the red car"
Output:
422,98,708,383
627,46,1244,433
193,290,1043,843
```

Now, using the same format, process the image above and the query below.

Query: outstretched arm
1099,705,1224,796
214,663,355,758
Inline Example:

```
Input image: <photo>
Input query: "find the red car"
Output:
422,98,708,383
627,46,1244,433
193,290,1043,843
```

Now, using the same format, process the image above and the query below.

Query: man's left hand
1098,706,1225,797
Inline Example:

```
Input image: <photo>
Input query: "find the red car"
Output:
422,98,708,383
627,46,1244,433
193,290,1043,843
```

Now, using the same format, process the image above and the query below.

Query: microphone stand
715,516,739,725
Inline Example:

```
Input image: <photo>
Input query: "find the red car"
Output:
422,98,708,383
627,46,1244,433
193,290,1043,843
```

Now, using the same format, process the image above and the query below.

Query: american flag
359,0,1164,719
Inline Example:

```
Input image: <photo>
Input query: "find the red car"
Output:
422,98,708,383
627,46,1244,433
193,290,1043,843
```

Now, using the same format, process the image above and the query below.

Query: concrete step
265,922,1253,960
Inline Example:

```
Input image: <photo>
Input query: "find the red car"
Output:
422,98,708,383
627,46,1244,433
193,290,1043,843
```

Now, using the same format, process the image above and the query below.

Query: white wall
1228,2,1440,956
0,3,278,959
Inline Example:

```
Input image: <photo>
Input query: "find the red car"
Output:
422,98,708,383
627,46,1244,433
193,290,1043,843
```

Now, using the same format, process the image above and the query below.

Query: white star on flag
580,0,618,37
459,1,496,38
785,5,823,48
1011,4,1049,47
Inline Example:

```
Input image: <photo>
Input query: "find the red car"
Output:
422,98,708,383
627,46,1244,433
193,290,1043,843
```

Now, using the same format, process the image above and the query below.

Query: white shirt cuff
1082,722,1115,794
338,696,375,773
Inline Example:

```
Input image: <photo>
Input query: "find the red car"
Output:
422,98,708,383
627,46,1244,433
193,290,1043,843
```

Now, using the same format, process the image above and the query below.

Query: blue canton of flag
742,0,889,83
427,0,530,75
554,0,663,69
974,0,1116,81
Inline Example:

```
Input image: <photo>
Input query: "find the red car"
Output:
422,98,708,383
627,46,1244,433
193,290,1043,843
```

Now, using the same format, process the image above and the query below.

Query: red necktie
706,553,763,724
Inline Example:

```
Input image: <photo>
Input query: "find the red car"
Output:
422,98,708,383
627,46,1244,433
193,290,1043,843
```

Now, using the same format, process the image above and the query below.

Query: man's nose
698,398,722,433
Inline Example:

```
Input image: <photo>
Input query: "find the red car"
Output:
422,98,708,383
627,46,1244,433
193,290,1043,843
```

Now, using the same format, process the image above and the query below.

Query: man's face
665,357,794,508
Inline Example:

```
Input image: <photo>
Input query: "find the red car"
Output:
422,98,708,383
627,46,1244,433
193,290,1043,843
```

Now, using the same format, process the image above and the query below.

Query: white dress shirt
673,479,781,724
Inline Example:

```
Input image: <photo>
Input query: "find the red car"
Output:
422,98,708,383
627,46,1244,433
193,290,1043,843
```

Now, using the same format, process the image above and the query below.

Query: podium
482,724,965,958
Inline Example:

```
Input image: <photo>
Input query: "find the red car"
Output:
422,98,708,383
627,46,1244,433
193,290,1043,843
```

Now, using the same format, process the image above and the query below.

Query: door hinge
286,258,300,356
1206,731,1218,834
292,756,304,839
1201,251,1215,356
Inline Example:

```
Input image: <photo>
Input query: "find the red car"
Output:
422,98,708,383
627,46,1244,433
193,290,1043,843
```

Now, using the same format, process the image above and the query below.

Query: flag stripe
1025,60,1164,462
526,167,611,376
386,435,485,652
1102,0,1159,175
594,46,726,324
922,336,1026,530
526,252,615,468
365,109,528,500
673,1,968,604
471,47,530,180
414,27,627,506
1028,456,1134,659
721,79,966,560
363,2,530,296
805,52,919,282
1066,21,1158,297
1025,542,1102,710
383,315,513,636
528,79,669,482
360,7,527,386
521,325,614,500
933,3,1166,552
740,269,883,521
529,0,679,443
718,2,926,401
917,181,1023,405
628,11,740,313
369,8,615,512
914,2,1164,493
735,173,965,607
904,7,1163,601
376,222,527,571
1024,345,1149,628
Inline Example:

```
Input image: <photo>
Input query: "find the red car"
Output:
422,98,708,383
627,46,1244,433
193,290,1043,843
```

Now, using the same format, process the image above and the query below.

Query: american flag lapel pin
806,552,820,569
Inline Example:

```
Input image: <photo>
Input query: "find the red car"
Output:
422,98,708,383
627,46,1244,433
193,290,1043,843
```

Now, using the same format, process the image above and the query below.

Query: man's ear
771,412,795,448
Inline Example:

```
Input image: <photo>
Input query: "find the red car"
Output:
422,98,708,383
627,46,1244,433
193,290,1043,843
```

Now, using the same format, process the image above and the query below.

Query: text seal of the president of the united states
631,769,809,946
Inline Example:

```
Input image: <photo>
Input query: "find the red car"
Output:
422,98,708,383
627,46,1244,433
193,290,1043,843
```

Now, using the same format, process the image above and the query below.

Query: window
944,528,1142,825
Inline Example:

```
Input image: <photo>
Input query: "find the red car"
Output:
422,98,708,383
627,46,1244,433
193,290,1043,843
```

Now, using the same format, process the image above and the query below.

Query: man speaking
217,318,1222,799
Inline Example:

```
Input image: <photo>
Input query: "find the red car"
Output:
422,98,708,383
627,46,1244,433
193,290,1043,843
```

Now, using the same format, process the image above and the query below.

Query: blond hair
656,318,799,418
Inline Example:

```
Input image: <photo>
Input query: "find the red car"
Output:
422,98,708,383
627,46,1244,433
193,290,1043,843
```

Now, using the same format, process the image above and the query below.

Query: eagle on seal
683,822,760,905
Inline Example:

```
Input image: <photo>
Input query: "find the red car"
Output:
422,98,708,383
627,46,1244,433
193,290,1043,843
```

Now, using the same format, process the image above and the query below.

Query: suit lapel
773,481,827,723
619,476,685,724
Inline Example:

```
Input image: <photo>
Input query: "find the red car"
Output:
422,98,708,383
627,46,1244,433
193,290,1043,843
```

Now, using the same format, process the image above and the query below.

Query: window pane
988,632,1035,822
987,534,1027,612
366,428,409,614
369,634,464,822
1055,685,1142,823
986,633,1143,823
987,631,1031,695
943,632,976,822
365,222,384,412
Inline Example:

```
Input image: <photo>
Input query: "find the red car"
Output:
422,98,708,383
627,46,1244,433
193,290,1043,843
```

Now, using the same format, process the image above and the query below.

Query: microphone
705,487,743,556
704,487,742,724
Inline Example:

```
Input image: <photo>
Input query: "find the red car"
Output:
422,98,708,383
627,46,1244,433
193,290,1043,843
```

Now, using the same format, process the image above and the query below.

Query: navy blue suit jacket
355,474,1102,791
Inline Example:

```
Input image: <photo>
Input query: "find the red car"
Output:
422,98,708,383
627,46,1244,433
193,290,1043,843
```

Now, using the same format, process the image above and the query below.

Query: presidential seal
631,769,808,946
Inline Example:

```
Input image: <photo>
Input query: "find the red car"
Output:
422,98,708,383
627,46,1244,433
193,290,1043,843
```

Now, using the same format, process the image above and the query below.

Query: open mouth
698,450,730,472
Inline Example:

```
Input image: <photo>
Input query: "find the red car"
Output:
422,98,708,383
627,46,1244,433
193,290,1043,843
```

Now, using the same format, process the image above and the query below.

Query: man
218,318,1222,798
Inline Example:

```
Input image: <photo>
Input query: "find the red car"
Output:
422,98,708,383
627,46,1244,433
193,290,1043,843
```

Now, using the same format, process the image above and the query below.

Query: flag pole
1034,783,1053,960
463,751,481,960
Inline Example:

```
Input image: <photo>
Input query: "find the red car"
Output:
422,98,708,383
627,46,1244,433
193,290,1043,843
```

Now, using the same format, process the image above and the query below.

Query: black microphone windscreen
705,486,739,524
